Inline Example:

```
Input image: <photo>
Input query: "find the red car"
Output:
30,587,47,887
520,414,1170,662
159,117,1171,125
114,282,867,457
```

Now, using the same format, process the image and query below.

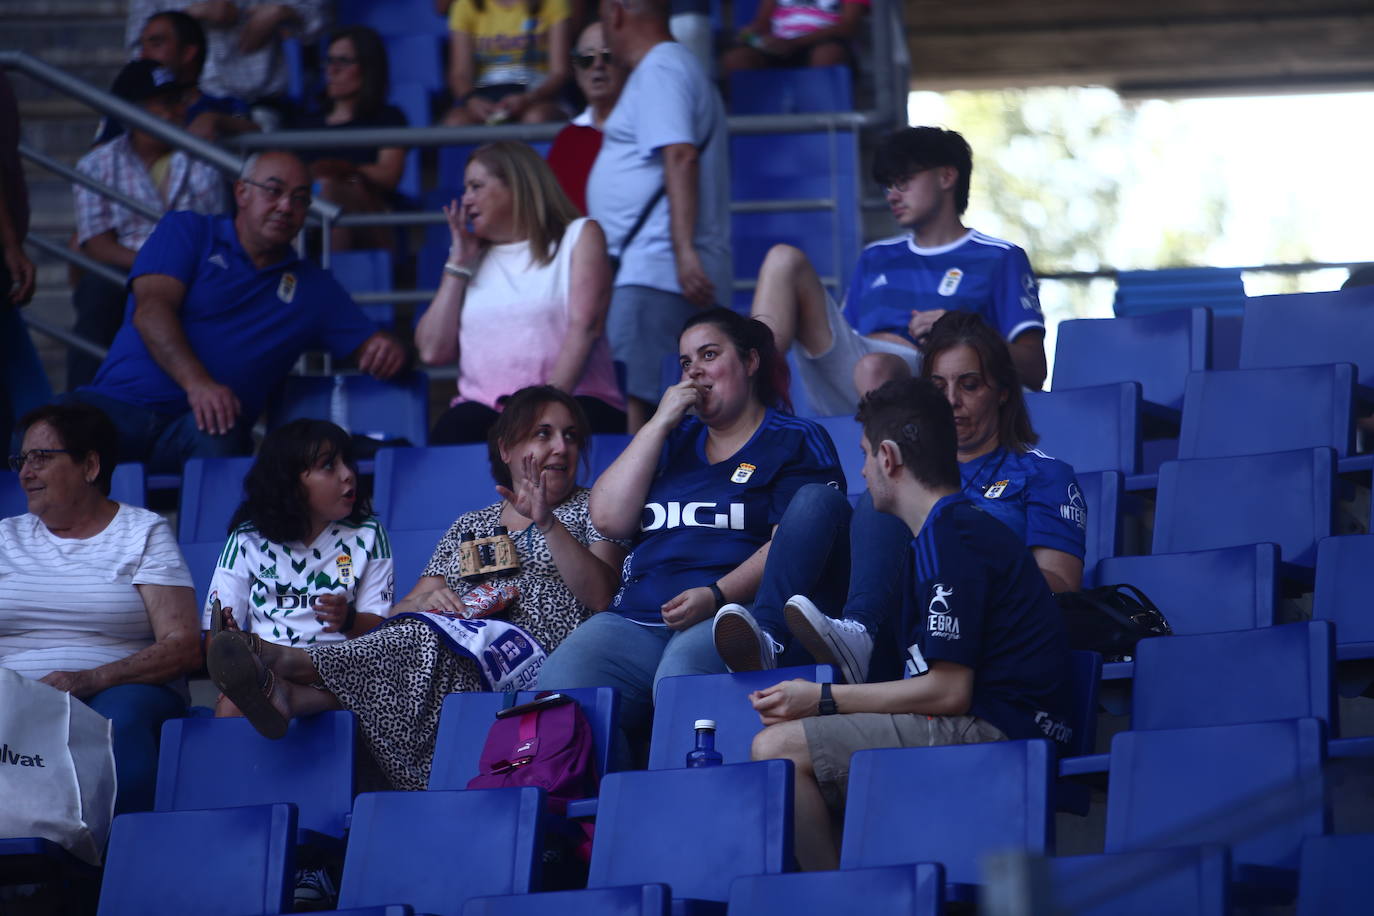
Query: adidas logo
870,273,888,289
259,563,278,580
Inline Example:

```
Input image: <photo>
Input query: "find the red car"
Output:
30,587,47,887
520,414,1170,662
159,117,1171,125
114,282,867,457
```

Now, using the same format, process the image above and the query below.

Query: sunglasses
571,49,612,69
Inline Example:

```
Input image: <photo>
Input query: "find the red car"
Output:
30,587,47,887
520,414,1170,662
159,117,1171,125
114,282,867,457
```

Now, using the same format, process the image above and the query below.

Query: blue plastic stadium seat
385,34,443,91
587,762,793,904
1050,845,1231,916
1053,308,1210,421
372,444,493,529
1178,364,1364,469
584,433,632,486
464,884,670,916
812,415,864,498
109,462,147,506
1026,382,1142,475
156,712,356,848
1240,285,1374,388
97,804,296,916
1152,448,1334,571
648,666,835,769
729,864,945,916
0,471,28,518
328,249,395,326
179,538,226,610
178,456,255,543
1076,470,1122,586
841,740,1054,899
438,145,483,195
428,687,619,790
337,789,543,916
1104,719,1328,896
336,0,449,36
1296,833,1374,916
728,66,853,115
1113,267,1246,318
1313,535,1374,697
386,82,428,201
1095,544,1280,636
387,526,447,595
266,372,430,446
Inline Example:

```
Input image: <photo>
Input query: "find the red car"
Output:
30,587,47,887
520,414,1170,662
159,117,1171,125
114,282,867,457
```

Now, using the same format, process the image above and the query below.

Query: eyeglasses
8,449,76,472
241,178,312,209
324,55,358,69
882,168,932,194
571,49,612,69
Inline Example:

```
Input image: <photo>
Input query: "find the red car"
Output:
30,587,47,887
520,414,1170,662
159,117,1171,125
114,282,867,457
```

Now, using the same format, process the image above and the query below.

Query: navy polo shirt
960,447,1085,559
86,211,375,420
903,491,1074,748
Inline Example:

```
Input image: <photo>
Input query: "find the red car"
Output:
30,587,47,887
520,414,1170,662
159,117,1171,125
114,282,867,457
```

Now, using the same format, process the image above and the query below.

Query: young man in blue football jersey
745,377,1073,870
750,126,1046,416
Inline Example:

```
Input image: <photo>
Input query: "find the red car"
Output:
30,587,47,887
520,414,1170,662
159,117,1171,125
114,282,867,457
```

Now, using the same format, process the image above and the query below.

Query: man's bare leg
853,352,914,400
751,244,836,357
752,721,840,871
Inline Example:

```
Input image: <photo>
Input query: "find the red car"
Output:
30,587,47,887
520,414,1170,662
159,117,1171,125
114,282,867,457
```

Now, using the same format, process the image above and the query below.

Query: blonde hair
468,141,581,267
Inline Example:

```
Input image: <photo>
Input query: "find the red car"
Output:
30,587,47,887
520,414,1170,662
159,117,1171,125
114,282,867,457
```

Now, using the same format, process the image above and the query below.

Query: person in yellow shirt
442,0,572,125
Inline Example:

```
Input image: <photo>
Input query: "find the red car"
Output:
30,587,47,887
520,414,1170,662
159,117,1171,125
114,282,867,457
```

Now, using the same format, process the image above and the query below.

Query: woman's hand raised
496,453,556,533
443,199,486,270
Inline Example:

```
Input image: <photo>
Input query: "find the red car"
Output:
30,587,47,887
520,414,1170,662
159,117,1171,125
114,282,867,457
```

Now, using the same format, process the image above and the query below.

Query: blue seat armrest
1329,736,1374,759
1100,660,1134,681
1124,472,1158,492
1337,454,1374,474
566,797,598,820
1059,754,1109,779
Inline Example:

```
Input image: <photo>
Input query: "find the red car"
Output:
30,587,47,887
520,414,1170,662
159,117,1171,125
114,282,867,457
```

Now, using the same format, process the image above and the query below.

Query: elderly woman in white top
0,403,200,813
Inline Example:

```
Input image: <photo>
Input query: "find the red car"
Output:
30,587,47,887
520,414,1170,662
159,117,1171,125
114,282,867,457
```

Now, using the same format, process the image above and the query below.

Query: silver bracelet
443,262,475,280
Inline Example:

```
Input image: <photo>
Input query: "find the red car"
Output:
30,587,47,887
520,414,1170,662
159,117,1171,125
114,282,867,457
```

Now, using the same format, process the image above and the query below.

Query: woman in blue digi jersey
536,308,846,733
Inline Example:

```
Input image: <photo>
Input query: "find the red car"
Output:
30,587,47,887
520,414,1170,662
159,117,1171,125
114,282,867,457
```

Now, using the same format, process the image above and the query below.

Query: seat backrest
429,687,619,789
385,81,428,200
385,34,443,90
336,0,449,35
1113,267,1246,318
1066,650,1103,759
387,526,447,595
155,711,356,841
584,433,633,486
339,788,543,916
1076,470,1122,584
1297,833,1374,916
1152,448,1334,567
0,470,27,519
1179,364,1356,460
267,372,430,446
373,444,493,529
1240,286,1374,387
728,864,944,916
179,538,227,610
840,740,1054,885
1096,544,1280,636
648,665,836,769
588,761,793,902
1131,621,1336,732
1053,309,1210,412
463,884,670,916
178,456,255,542
727,66,853,115
97,803,296,916
1050,846,1231,916
110,462,147,507
811,416,864,496
1313,535,1374,646
1026,382,1142,475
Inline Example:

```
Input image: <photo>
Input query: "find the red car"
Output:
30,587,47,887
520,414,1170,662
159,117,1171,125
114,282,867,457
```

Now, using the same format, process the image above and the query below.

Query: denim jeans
85,682,187,814
58,390,252,473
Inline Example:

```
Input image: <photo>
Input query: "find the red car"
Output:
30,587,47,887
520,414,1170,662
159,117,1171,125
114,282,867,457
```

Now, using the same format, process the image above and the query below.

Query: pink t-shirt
454,217,624,412
770,0,869,41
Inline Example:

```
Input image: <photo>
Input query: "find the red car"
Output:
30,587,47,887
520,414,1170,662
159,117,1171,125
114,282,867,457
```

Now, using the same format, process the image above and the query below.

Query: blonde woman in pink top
417,141,626,443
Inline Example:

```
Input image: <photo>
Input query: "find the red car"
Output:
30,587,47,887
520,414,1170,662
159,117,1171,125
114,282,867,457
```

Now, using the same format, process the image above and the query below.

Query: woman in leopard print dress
208,387,627,789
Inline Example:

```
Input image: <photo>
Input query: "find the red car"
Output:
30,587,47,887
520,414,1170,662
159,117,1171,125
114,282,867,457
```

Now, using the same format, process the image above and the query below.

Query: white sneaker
784,595,873,685
293,866,337,911
713,604,779,672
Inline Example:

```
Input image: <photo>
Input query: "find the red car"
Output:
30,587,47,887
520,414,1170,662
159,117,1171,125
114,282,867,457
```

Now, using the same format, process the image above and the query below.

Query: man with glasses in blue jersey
60,151,405,471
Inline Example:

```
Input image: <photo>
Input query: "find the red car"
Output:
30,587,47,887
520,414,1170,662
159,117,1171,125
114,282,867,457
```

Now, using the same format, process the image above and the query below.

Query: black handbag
1056,583,1172,662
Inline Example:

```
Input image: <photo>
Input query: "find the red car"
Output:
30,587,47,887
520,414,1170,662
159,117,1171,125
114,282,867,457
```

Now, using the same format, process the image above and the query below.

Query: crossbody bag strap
618,111,720,259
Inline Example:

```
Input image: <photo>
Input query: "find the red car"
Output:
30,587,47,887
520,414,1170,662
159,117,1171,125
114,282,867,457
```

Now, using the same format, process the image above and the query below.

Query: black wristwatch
818,682,839,716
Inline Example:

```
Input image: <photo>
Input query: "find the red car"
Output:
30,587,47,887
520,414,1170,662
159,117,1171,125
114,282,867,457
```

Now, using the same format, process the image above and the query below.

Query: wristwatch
818,682,839,716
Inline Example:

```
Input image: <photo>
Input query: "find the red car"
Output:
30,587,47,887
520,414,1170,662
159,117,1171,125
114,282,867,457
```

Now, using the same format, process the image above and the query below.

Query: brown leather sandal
207,631,289,739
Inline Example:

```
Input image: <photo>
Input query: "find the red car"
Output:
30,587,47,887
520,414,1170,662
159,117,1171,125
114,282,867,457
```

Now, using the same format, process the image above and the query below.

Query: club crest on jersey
277,272,297,303
937,268,963,297
335,554,353,585
730,462,756,484
984,479,1010,499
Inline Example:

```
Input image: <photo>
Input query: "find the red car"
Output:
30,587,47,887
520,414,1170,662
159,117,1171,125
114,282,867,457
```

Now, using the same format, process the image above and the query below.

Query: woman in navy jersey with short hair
536,308,845,732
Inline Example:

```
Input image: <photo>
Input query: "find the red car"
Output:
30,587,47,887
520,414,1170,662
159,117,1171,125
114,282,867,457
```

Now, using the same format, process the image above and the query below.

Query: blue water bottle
685,719,724,768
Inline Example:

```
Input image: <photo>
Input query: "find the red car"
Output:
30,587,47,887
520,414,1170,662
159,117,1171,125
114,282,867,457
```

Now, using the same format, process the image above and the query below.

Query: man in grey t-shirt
588,0,731,431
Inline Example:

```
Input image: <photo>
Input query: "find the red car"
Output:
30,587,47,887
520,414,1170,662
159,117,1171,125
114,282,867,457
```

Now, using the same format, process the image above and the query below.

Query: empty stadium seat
155,712,356,849
266,372,430,446
386,526,447,594
648,665,836,769
1313,535,1374,697
1049,845,1231,916
97,804,297,916
1095,544,1280,636
729,864,945,916
463,884,670,916
1077,469,1122,585
1053,308,1210,421
1104,718,1328,895
179,538,225,609
429,688,620,790
728,66,853,115
1113,267,1246,318
1152,448,1334,571
841,740,1054,899
587,762,793,904
372,444,493,529
1240,285,1374,387
328,249,396,329
337,788,543,916
584,433,633,486
1026,382,1142,476
1296,832,1374,916
178,456,255,543
812,415,864,498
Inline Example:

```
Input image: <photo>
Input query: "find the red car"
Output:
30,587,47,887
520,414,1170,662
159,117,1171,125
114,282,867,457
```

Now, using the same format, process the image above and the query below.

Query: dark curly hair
487,386,591,490
228,419,372,542
680,307,793,413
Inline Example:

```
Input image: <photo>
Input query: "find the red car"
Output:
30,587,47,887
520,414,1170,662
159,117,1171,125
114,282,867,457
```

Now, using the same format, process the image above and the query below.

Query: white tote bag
0,668,116,865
